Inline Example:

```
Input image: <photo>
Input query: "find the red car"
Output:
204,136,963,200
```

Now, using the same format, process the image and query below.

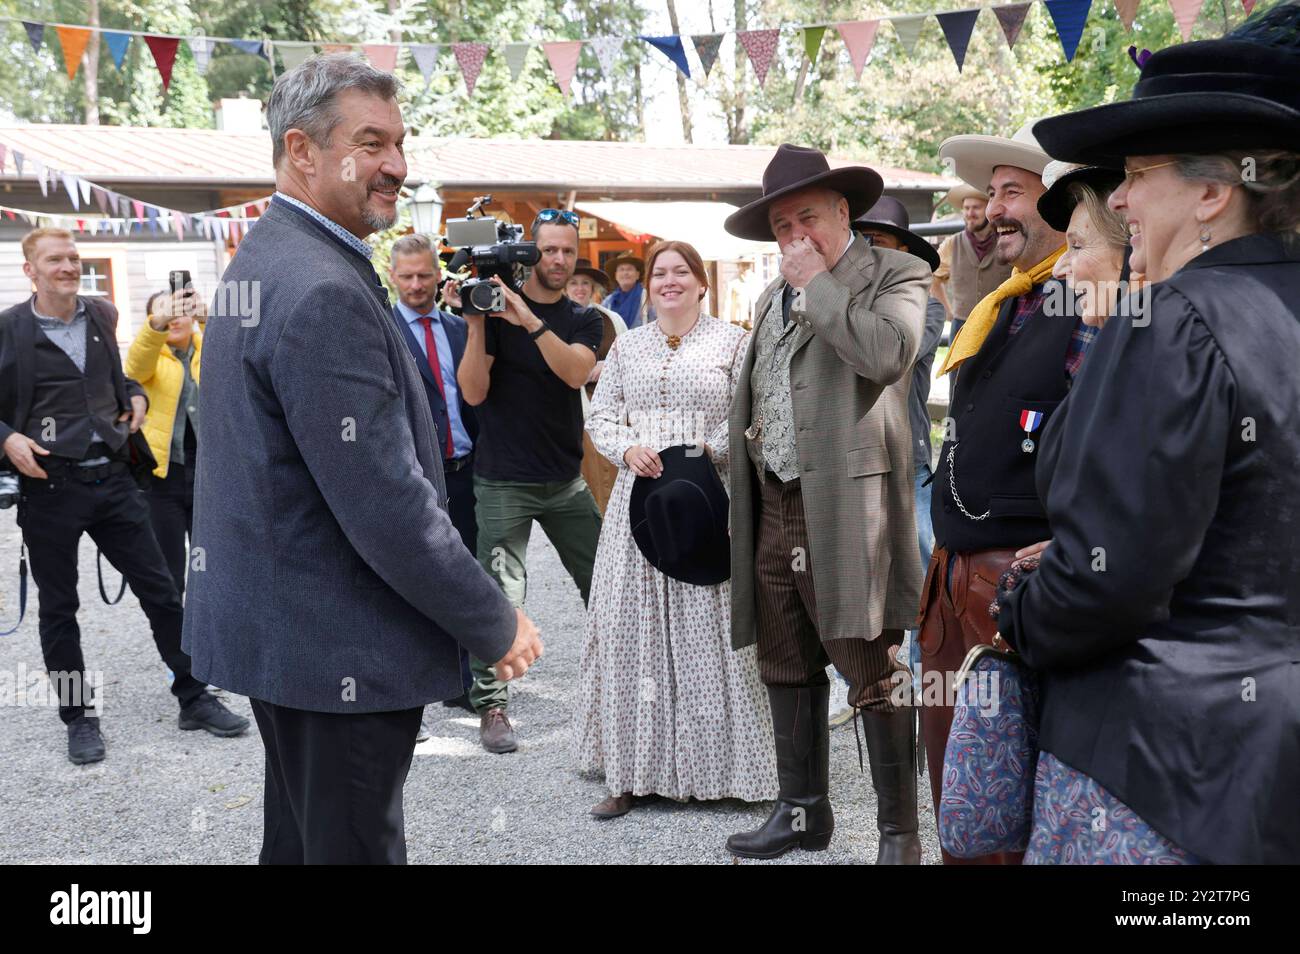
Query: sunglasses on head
535,208,580,227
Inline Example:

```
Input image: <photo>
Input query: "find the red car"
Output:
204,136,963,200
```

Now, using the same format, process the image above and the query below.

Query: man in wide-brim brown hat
722,143,931,864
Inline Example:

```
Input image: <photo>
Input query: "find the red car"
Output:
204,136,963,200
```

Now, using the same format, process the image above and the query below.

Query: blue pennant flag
639,34,691,78
102,31,131,70
228,38,270,62
22,21,44,54
1044,0,1093,62
936,10,981,72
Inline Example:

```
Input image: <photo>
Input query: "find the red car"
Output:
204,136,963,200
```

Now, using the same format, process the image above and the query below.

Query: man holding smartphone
456,210,603,754
0,228,247,766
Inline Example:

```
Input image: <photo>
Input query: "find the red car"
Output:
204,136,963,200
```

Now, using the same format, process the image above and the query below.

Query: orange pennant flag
56,26,93,79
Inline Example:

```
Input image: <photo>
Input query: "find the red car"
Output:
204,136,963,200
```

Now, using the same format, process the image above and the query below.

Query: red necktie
418,315,455,459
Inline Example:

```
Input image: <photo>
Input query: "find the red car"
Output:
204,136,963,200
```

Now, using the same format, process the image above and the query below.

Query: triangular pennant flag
132,200,145,221
1044,0,1093,62
738,29,780,87
145,35,181,90
63,173,81,210
12,150,23,176
1168,0,1206,40
994,3,1033,47
1241,0,1256,12
93,186,109,215
103,31,131,69
229,38,270,62
503,43,531,80
803,26,826,64
587,36,622,77
890,16,927,56
641,35,690,78
188,37,214,74
77,177,92,206
146,207,159,234
936,10,981,72
75,219,85,233
22,21,44,55
409,43,440,84
56,26,93,79
544,41,584,96
1113,0,1140,29
837,21,879,79
277,42,315,72
691,34,723,78
321,43,352,54
362,44,398,72
451,42,489,96
34,162,49,197
172,210,186,239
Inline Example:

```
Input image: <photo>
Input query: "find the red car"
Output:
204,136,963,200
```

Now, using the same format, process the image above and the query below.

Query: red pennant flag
452,42,489,96
837,21,879,80
737,29,780,88
362,44,399,72
144,35,181,90
76,218,86,233
543,41,583,97
994,4,1033,48
1242,0,1256,12
4,210,15,220
55,26,93,79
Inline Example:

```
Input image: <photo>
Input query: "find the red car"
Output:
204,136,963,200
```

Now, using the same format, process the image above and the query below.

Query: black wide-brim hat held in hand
629,445,731,587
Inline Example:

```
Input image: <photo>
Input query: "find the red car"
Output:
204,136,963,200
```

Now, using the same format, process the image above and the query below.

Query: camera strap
96,548,128,606
0,542,27,636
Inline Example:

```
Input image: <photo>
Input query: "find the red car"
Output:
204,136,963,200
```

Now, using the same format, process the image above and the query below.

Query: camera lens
468,283,499,312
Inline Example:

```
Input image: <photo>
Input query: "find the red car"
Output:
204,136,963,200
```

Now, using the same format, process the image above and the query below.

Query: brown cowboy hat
605,254,645,284
724,143,884,242
572,257,610,288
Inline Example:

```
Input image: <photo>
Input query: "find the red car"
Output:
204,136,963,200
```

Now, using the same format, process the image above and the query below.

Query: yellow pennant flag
56,26,93,79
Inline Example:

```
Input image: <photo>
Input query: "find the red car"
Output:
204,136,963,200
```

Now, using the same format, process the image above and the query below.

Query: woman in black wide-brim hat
994,2,1300,864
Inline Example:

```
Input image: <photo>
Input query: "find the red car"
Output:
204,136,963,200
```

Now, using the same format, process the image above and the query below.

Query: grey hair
267,53,401,167
390,233,435,259
1173,150,1300,233
1066,181,1129,249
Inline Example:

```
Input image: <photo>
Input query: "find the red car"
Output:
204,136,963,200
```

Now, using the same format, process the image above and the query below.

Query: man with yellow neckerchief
916,122,1091,865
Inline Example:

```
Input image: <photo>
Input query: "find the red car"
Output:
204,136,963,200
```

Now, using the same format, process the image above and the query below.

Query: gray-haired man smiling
183,54,542,864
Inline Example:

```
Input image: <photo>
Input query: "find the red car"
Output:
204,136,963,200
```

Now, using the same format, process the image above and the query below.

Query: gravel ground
0,510,941,864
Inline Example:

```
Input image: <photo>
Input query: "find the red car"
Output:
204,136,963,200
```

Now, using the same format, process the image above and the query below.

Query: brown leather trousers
915,544,1025,865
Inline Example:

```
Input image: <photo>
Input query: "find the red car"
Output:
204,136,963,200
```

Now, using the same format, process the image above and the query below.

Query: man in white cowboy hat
932,183,1011,339
918,120,1093,865
721,143,931,864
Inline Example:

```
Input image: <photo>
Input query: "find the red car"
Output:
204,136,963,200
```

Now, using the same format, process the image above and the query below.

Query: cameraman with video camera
457,207,603,754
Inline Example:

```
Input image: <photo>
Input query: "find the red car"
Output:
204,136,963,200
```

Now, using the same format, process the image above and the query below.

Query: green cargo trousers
468,475,601,713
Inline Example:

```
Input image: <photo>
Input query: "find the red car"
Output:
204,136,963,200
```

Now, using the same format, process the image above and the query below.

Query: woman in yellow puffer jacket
125,289,205,600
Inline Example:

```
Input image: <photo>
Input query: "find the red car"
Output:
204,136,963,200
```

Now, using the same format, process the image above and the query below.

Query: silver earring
1199,223,1212,252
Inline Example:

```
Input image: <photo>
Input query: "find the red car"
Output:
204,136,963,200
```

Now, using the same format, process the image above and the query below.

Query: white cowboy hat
938,120,1051,194
941,183,988,209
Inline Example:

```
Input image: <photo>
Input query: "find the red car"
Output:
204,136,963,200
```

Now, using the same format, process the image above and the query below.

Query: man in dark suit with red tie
389,233,478,724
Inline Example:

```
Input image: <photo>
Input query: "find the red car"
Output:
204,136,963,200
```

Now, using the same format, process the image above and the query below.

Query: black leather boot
861,708,922,865
726,684,834,859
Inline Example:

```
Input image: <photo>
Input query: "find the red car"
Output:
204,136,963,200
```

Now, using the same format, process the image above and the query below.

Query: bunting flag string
0,0,1257,108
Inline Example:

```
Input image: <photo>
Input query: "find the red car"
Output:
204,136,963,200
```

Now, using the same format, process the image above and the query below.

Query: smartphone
169,270,193,295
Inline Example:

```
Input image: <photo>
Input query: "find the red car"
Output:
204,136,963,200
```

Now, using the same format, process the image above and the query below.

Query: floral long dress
573,314,777,802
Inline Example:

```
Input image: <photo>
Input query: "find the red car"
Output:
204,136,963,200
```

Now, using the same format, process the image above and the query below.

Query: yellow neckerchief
938,245,1066,376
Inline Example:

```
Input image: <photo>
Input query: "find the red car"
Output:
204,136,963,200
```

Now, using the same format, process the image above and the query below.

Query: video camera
443,195,540,317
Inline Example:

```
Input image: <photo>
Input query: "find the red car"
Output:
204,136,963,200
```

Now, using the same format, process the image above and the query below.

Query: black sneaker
179,692,250,738
67,716,106,765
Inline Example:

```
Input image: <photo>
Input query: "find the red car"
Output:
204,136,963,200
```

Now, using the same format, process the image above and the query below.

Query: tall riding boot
861,707,922,865
726,683,834,859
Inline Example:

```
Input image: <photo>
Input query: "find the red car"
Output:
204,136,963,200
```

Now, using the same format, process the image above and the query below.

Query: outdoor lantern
409,183,443,238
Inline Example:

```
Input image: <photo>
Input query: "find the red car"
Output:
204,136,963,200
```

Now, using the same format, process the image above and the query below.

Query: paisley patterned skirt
1024,752,1200,865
